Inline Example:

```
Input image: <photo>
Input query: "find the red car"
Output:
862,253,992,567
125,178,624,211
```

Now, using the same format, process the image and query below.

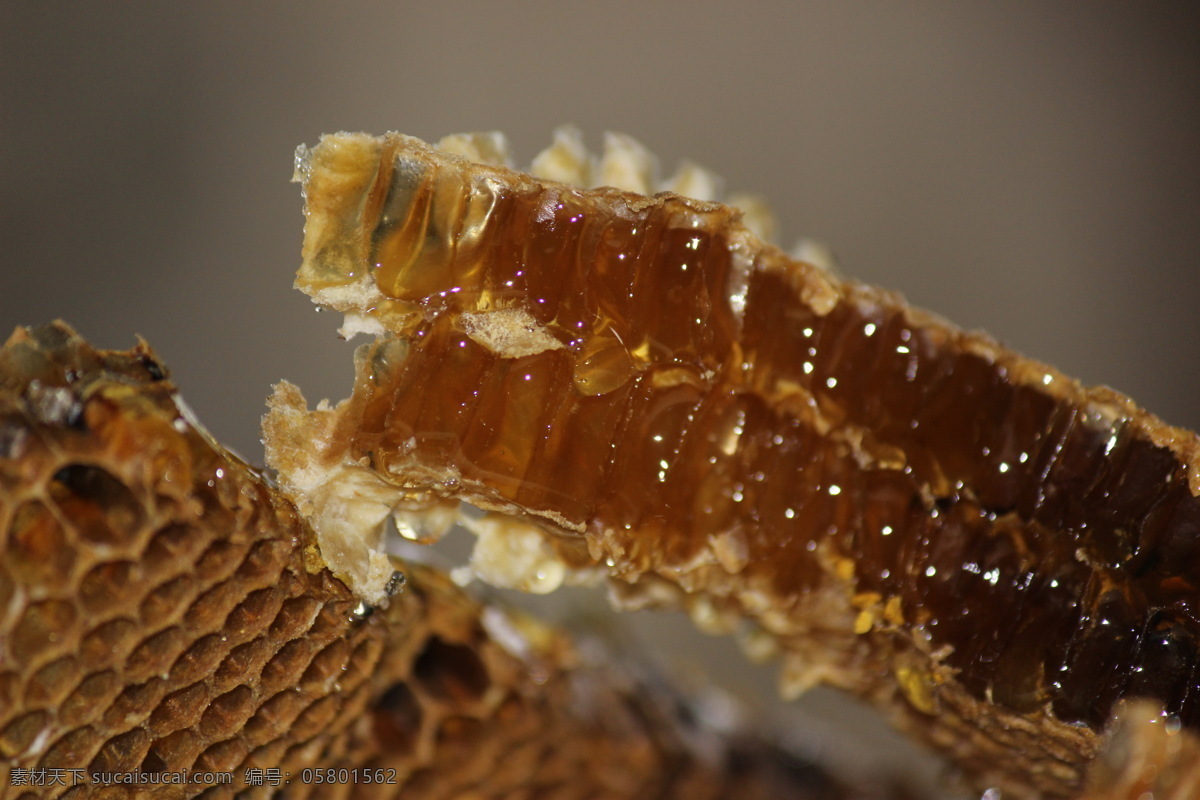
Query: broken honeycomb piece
0,321,881,800
271,130,1200,799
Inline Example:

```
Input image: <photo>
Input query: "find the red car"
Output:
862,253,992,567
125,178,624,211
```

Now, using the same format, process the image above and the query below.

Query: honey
272,131,1200,797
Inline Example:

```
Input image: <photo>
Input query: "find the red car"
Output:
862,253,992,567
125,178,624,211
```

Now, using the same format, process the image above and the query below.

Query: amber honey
279,132,1200,797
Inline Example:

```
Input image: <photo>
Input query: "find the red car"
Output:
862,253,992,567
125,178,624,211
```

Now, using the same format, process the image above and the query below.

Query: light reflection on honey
295,133,1200,793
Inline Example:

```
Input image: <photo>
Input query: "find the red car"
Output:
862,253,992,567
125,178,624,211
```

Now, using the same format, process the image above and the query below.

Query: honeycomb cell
78,560,139,617
79,617,140,668
186,579,251,634
24,653,79,706
7,499,75,584
300,638,352,689
214,637,276,687
169,633,230,685
39,725,98,769
147,727,202,770
433,716,486,765
141,522,208,574
224,586,284,639
48,464,143,548
235,538,290,584
288,694,340,743
149,681,211,734
198,685,256,740
372,681,423,753
104,677,167,729
414,637,490,704
124,625,188,683
0,709,50,757
193,540,248,585
342,637,383,688
59,669,121,728
310,597,356,637
259,639,318,693
140,573,198,625
10,597,77,662
195,735,248,773
269,596,321,640
89,725,149,773
246,688,308,739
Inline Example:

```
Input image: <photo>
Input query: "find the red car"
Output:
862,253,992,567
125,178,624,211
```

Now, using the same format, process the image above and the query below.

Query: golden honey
272,131,1200,798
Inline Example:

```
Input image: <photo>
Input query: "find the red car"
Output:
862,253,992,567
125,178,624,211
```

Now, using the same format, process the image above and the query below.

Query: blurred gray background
3,3,1198,796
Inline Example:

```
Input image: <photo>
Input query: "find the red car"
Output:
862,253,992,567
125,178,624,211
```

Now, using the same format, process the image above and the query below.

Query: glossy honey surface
290,132,1200,797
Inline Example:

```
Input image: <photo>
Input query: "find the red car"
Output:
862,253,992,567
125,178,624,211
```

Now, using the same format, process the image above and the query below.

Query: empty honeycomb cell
241,733,290,776
234,538,291,584
139,573,198,625
59,669,121,728
309,597,357,637
38,725,99,769
342,637,384,688
103,677,167,730
141,522,208,574
48,463,144,548
193,539,249,584
0,709,50,757
371,682,423,753
435,718,493,785
259,638,318,694
79,617,140,669
185,579,252,634
300,638,352,689
224,586,284,639
194,735,248,773
198,685,257,740
10,597,77,662
149,681,212,734
169,633,231,686
124,625,188,683
289,694,341,743
7,499,75,584
214,637,276,687
413,637,491,704
78,559,140,617
147,727,202,770
89,725,150,773
326,679,373,737
23,653,79,706
245,688,309,740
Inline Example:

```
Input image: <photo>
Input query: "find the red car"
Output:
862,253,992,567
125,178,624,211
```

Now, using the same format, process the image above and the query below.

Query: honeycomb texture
270,131,1200,799
0,322,872,800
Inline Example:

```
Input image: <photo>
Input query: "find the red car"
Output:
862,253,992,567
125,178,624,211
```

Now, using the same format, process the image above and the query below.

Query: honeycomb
265,130,1200,798
0,322,872,800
